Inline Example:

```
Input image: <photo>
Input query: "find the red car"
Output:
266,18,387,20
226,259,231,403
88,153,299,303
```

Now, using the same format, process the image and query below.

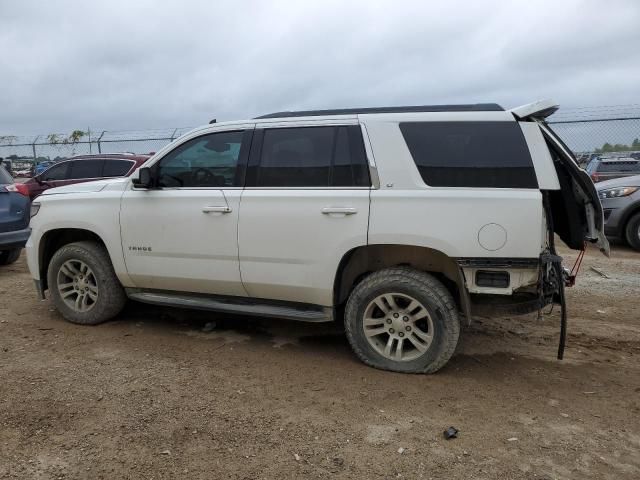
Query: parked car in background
597,174,640,250
0,166,30,265
35,161,55,176
585,156,640,183
21,153,150,200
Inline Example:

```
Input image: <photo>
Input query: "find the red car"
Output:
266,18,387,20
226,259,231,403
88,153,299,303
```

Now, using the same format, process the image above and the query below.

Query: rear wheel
0,249,21,266
625,213,640,251
344,267,460,374
47,241,126,325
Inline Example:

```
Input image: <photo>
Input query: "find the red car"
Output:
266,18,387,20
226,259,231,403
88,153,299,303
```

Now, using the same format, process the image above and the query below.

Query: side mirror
132,167,153,188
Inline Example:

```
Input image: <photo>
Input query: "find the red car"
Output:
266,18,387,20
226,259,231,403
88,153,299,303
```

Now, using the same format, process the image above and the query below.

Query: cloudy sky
1,0,639,136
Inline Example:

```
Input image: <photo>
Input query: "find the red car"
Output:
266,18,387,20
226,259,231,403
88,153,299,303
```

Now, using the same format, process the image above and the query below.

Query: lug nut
405,326,411,331
393,313,399,318
389,328,395,334
398,332,404,338
386,319,392,324
403,316,409,321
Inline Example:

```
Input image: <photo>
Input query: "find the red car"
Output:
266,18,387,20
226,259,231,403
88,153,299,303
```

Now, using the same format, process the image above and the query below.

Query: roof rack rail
255,103,504,119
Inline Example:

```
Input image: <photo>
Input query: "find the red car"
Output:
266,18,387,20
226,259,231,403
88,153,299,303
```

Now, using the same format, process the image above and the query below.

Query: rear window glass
597,161,640,173
400,121,538,188
0,166,12,184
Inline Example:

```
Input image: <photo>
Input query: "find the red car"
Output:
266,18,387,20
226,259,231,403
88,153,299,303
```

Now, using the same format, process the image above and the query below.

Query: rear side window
400,121,538,188
69,160,104,180
250,126,370,187
103,159,134,177
597,161,640,173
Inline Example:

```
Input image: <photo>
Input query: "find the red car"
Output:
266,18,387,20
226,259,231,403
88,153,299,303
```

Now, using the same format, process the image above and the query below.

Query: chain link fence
0,127,195,172
1,106,640,172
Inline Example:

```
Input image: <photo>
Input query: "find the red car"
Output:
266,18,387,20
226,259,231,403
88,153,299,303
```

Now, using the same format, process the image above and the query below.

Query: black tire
344,267,460,374
47,241,126,325
0,248,21,266
625,212,640,251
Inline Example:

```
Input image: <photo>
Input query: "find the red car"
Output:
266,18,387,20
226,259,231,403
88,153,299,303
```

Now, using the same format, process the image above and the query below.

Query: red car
22,154,150,200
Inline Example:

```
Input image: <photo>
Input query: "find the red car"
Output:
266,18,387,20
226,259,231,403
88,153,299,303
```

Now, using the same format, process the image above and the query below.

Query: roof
255,103,504,119
70,153,151,160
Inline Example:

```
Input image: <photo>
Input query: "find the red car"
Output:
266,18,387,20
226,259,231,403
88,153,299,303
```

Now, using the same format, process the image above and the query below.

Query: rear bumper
0,228,31,250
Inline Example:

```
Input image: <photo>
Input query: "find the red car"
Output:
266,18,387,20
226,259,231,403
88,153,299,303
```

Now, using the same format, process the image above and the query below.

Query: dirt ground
1,244,639,479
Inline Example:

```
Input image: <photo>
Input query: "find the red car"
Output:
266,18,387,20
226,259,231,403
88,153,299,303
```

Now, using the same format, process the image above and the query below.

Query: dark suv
0,166,30,265
21,153,150,200
586,157,640,183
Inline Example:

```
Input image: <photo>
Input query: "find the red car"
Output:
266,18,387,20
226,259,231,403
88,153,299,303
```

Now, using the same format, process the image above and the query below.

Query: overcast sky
1,0,639,136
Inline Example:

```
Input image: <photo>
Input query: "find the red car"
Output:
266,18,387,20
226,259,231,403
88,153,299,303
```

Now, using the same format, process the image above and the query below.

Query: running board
125,289,333,323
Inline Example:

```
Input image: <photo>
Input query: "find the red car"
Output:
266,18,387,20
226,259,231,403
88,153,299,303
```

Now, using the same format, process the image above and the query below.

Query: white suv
26,100,608,373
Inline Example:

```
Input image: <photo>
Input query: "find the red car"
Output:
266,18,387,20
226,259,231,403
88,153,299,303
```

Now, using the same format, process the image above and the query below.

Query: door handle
202,206,232,214
321,207,357,215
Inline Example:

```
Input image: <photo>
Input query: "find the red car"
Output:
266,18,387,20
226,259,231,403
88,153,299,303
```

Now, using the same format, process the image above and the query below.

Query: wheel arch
333,244,471,322
38,228,109,292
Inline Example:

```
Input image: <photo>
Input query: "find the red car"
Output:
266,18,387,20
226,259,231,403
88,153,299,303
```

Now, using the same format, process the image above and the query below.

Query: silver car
597,174,640,250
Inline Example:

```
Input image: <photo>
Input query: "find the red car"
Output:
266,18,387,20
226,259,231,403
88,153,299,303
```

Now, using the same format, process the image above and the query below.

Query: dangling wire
570,242,587,279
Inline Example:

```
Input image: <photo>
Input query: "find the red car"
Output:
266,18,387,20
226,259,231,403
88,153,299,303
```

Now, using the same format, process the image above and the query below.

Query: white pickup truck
26,100,607,373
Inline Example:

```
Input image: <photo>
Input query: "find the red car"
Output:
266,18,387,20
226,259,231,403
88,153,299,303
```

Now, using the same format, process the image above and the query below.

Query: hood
596,174,640,190
41,177,129,195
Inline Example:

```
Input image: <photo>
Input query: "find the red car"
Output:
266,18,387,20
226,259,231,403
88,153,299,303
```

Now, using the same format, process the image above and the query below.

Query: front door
120,128,253,296
238,123,371,306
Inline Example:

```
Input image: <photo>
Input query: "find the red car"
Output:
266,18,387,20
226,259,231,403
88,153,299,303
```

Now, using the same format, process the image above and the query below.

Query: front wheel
625,213,640,251
47,241,126,325
344,267,460,374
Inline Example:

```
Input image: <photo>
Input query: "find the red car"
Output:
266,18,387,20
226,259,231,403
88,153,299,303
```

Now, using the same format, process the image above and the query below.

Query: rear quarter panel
362,116,545,258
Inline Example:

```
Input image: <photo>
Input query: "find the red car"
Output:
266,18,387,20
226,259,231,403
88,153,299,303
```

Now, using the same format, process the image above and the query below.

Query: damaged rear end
511,100,609,358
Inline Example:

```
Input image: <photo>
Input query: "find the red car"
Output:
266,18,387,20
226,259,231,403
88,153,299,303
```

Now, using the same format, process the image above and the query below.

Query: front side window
157,131,244,188
69,159,105,180
103,159,135,177
251,126,370,187
400,121,538,188
42,162,70,181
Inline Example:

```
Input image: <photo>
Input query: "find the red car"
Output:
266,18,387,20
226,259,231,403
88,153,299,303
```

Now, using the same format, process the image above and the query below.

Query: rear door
238,122,371,306
511,101,609,255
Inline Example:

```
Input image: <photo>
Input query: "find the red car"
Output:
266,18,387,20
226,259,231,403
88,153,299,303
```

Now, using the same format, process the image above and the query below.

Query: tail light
591,173,599,183
5,183,30,196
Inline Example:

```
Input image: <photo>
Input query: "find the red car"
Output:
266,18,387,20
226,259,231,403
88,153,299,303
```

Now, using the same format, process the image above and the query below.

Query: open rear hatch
512,100,610,256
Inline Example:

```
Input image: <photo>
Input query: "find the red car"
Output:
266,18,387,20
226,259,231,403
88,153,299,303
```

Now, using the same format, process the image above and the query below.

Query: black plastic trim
255,103,504,119
456,257,539,268
125,288,334,323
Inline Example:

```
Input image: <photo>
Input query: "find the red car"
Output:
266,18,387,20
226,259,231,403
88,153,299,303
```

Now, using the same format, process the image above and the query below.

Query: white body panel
361,119,545,258
238,189,369,306
119,187,245,296
26,181,134,286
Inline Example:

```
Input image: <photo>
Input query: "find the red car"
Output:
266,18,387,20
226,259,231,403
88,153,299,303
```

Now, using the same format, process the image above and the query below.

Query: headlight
598,187,639,199
30,202,40,218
